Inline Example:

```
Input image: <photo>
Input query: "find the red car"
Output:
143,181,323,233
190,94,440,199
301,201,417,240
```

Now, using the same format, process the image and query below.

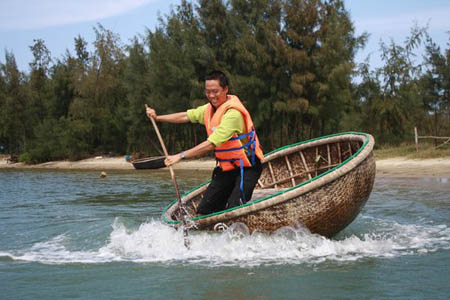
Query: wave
2,217,450,267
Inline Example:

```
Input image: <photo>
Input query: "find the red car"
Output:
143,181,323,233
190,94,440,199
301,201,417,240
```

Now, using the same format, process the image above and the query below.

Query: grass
374,142,450,160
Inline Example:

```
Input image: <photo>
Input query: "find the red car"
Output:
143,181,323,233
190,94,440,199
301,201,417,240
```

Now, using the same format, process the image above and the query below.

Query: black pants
196,158,263,215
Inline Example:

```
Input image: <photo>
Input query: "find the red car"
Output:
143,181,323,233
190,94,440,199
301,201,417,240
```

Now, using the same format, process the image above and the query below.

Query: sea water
0,169,449,299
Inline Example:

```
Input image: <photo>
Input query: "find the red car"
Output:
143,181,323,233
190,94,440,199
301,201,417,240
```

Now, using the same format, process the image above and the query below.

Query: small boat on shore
131,156,166,170
162,132,376,237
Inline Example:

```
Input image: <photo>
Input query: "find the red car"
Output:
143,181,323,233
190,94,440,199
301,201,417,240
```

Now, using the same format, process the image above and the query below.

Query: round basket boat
162,132,376,237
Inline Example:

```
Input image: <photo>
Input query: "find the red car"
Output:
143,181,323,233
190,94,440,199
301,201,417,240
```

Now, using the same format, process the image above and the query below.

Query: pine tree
0,51,30,154
420,35,450,138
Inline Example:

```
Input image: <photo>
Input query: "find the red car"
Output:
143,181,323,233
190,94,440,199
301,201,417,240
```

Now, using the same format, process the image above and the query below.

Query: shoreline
1,155,450,178
0,156,216,171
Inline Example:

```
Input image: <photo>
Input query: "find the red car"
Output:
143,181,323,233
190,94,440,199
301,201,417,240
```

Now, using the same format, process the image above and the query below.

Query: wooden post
414,127,418,152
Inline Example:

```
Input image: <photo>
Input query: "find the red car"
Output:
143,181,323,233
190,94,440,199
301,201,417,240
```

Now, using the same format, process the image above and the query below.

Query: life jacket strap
214,130,257,165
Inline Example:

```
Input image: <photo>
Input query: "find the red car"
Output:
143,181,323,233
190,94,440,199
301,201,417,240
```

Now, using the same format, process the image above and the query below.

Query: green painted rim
161,131,371,224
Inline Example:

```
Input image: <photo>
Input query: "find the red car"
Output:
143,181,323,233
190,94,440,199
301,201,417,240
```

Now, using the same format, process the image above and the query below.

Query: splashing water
2,216,449,267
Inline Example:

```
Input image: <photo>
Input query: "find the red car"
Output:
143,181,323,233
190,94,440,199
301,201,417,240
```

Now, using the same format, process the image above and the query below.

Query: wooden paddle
146,105,190,249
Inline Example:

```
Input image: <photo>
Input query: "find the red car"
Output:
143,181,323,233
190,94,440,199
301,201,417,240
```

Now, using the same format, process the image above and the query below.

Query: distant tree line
0,0,449,163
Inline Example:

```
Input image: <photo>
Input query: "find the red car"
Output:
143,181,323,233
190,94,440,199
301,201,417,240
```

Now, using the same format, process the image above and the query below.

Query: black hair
205,70,229,89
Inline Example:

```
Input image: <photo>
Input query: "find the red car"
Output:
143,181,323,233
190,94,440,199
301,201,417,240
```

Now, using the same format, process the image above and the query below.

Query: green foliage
0,0,449,163
0,50,31,154
418,34,450,137
18,152,32,163
355,24,450,145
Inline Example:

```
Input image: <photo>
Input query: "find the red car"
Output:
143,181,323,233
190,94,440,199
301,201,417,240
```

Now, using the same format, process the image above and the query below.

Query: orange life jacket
204,95,264,172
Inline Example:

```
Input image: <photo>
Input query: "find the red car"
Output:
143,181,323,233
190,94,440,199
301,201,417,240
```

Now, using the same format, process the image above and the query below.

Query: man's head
205,70,229,108
205,70,229,89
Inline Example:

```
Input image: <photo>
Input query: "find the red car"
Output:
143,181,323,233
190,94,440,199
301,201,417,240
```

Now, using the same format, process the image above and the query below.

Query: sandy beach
1,155,449,177
375,157,450,177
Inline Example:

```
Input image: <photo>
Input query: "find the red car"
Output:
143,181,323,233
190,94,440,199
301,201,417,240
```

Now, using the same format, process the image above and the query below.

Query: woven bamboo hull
162,132,376,237
131,156,165,170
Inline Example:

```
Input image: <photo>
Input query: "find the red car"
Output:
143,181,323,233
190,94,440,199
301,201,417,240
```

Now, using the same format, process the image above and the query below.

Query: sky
0,0,449,73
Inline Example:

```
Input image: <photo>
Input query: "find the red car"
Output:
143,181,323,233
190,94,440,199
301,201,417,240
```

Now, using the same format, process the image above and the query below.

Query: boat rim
131,156,165,163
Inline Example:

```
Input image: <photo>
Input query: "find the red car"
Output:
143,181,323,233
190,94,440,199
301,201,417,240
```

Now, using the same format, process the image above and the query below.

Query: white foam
3,217,450,267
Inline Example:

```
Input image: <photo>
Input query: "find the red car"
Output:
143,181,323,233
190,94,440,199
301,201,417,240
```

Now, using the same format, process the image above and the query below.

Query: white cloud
354,7,450,34
0,0,157,30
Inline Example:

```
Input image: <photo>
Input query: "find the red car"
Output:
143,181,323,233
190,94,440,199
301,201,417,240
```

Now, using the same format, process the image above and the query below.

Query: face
205,79,228,108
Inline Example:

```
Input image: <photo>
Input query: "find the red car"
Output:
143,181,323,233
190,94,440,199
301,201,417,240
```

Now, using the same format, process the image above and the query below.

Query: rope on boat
213,223,229,232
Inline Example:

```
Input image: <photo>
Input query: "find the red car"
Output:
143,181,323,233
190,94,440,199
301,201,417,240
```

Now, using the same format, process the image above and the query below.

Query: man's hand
145,104,157,120
165,154,182,167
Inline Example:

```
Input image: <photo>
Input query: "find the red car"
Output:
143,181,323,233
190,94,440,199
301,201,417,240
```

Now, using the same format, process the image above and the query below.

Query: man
145,70,264,215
